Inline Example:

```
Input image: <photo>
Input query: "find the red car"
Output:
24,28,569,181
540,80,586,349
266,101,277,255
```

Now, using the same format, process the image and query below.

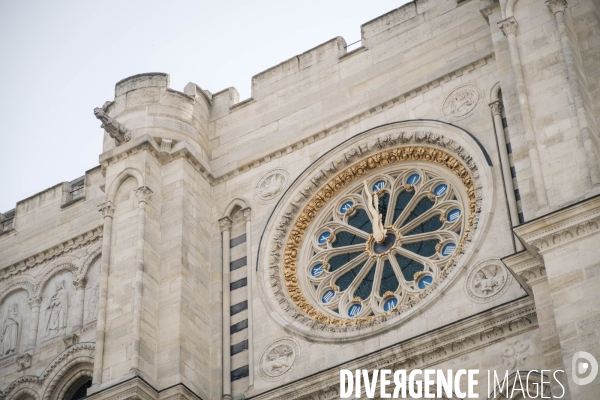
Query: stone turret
98,73,211,164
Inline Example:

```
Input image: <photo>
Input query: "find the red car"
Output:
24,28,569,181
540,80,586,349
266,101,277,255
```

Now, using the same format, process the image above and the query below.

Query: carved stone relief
441,84,483,121
0,290,28,358
254,168,290,204
84,257,100,324
39,272,72,341
259,338,300,381
465,259,512,302
0,304,21,356
502,342,531,370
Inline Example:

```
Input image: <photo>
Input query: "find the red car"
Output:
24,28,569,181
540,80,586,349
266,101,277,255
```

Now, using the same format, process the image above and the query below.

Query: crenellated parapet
99,73,212,161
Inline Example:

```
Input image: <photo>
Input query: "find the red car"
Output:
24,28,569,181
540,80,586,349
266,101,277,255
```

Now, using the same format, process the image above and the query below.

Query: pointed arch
33,257,77,298
222,197,250,218
105,167,144,203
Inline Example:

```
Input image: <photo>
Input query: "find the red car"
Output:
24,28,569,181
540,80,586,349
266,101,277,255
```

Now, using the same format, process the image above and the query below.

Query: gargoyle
93,107,132,145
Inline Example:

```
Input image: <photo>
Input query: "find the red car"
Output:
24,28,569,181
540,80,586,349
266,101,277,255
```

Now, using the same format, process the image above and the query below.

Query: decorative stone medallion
441,84,483,121
465,259,512,302
254,168,290,204
259,338,299,381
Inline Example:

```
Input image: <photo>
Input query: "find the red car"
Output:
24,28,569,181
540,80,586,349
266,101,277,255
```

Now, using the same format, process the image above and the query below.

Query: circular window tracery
300,165,468,319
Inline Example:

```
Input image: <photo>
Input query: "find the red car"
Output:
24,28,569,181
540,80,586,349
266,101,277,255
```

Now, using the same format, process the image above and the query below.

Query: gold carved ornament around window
282,146,476,326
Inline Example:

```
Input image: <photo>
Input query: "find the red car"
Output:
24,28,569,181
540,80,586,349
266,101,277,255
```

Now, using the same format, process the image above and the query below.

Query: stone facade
1,0,599,399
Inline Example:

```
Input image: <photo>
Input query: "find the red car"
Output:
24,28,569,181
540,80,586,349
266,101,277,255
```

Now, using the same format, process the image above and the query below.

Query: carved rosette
441,83,483,121
254,168,290,204
464,259,512,302
258,122,491,339
259,338,300,381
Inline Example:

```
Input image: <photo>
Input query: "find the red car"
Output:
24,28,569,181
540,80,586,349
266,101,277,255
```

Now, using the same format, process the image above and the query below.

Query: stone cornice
502,251,546,296
513,195,600,256
99,134,215,184
213,52,494,183
248,298,537,400
0,226,103,282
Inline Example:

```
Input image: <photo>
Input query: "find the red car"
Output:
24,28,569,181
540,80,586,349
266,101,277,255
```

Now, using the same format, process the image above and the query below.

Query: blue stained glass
403,197,435,226
447,209,461,222
434,184,448,196
331,231,366,249
354,263,376,300
317,231,330,244
311,264,324,277
402,239,439,258
379,259,399,296
395,253,425,281
393,190,415,222
348,303,362,317
441,243,456,257
417,275,433,289
336,260,368,291
322,290,335,303
405,215,443,236
328,251,363,272
407,173,420,184
340,201,354,214
372,180,386,191
348,209,373,234
383,297,398,311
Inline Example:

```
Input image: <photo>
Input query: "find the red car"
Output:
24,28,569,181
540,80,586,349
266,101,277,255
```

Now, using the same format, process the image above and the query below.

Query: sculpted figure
89,281,99,319
45,280,69,338
1,304,21,355
363,180,386,243
93,107,132,145
473,264,504,295
449,89,476,116
265,346,293,373
260,173,286,199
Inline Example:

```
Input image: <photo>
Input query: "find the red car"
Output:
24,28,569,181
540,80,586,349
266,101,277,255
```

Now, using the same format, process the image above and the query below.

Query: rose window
299,165,468,319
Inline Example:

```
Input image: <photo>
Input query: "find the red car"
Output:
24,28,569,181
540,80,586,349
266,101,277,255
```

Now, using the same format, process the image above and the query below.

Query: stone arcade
1,0,600,398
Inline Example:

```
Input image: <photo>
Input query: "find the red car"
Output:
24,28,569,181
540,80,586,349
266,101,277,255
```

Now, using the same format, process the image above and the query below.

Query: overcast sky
0,0,411,212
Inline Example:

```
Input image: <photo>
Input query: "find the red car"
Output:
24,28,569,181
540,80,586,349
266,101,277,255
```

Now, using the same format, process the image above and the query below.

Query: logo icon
572,351,598,385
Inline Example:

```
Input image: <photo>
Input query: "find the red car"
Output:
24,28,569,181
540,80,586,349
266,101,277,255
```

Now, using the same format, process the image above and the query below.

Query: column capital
219,217,232,232
546,0,567,14
73,277,87,289
489,100,503,116
498,17,518,36
134,186,153,204
98,201,115,218
242,207,252,222
27,296,42,307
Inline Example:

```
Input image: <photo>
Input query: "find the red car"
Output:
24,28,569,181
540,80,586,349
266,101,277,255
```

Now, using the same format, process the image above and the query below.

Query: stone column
503,252,569,398
72,277,87,332
242,207,254,387
490,101,521,240
131,186,152,374
546,0,600,186
514,197,600,399
26,296,42,351
92,200,114,385
219,217,232,400
498,17,548,210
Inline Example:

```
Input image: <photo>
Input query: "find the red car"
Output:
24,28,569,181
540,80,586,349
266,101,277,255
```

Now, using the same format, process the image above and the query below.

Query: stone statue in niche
0,304,21,355
89,281,99,320
45,280,69,338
